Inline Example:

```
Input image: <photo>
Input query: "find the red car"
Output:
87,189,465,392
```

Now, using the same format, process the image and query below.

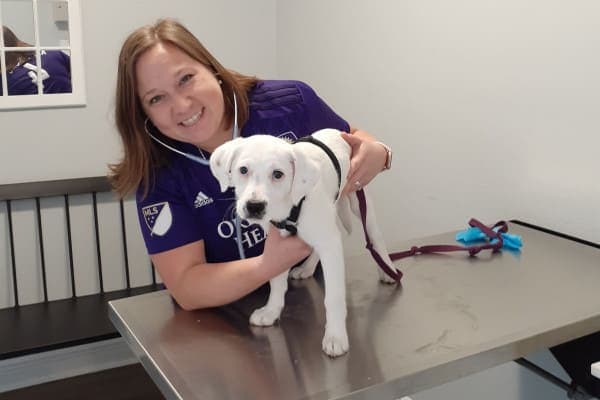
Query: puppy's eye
239,166,248,175
272,170,284,180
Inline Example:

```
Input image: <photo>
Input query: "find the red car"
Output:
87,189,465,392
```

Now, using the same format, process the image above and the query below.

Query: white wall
276,1,597,399
0,0,277,185
277,0,600,246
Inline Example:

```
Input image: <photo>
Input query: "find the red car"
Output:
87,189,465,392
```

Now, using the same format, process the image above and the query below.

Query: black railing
0,176,157,307
0,176,161,359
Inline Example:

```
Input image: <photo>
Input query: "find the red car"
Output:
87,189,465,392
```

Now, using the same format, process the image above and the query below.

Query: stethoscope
144,92,247,259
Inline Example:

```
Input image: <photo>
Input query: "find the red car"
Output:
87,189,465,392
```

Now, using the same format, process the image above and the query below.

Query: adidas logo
194,191,214,208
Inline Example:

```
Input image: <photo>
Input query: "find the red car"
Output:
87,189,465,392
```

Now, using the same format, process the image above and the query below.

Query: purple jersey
1,50,71,96
136,80,349,262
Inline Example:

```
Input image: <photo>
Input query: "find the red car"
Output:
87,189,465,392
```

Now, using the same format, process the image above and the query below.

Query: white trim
32,0,43,95
0,338,137,393
0,3,7,95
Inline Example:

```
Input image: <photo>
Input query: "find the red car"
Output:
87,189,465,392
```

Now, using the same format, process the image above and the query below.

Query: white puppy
210,128,396,357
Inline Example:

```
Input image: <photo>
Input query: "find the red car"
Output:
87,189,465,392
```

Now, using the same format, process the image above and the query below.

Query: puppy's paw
321,331,349,357
290,265,315,280
249,306,281,326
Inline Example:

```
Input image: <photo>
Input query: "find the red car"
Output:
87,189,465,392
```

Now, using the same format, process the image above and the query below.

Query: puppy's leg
314,233,349,357
289,250,320,280
250,271,289,326
349,190,397,284
335,194,353,235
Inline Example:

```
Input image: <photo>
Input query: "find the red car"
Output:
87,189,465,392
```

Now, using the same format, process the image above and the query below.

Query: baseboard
0,338,138,393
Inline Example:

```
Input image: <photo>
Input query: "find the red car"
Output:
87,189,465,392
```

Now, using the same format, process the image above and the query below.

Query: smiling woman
108,18,390,316
0,0,85,109
135,42,229,153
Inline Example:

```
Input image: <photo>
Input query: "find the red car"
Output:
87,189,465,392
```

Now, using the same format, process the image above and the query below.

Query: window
0,0,85,110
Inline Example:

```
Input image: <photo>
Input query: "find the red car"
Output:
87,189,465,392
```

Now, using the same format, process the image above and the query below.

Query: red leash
356,189,508,283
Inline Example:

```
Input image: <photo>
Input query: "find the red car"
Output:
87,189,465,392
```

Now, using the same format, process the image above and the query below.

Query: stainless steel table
109,222,600,400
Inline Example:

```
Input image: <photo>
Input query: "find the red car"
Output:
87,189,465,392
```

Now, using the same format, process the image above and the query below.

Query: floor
2,363,165,400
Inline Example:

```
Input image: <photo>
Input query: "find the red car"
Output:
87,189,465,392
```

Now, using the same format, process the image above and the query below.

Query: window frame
0,0,85,110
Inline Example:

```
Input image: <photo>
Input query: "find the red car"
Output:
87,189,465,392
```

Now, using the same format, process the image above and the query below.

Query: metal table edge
108,298,183,400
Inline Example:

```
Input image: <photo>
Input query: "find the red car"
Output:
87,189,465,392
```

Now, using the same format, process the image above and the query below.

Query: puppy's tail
336,195,353,235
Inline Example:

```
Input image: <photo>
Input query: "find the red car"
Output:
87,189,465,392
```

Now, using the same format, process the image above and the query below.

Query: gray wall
277,0,600,248
276,2,596,399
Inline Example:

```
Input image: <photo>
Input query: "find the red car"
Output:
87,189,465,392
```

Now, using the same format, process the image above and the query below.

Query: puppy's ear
210,138,244,192
290,147,320,204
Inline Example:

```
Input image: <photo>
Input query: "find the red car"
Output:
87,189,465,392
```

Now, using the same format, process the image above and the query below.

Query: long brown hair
2,26,35,73
109,18,259,198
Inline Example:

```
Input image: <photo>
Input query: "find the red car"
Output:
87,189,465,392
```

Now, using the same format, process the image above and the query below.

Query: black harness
270,135,342,235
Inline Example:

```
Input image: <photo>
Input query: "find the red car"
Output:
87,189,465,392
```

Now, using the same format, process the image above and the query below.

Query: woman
109,18,392,311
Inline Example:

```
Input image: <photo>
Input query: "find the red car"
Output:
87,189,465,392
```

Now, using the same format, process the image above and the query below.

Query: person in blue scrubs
109,18,393,311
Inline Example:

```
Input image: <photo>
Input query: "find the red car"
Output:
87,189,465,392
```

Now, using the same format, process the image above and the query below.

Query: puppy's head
210,135,319,228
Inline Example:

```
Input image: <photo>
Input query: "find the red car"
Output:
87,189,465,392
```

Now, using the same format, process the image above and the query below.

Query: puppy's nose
245,200,266,219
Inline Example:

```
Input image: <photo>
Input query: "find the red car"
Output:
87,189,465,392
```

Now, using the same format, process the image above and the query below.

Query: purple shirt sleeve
295,81,351,133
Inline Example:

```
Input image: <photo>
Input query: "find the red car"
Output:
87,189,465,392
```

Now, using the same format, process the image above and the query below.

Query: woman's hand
258,225,312,277
340,130,388,196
